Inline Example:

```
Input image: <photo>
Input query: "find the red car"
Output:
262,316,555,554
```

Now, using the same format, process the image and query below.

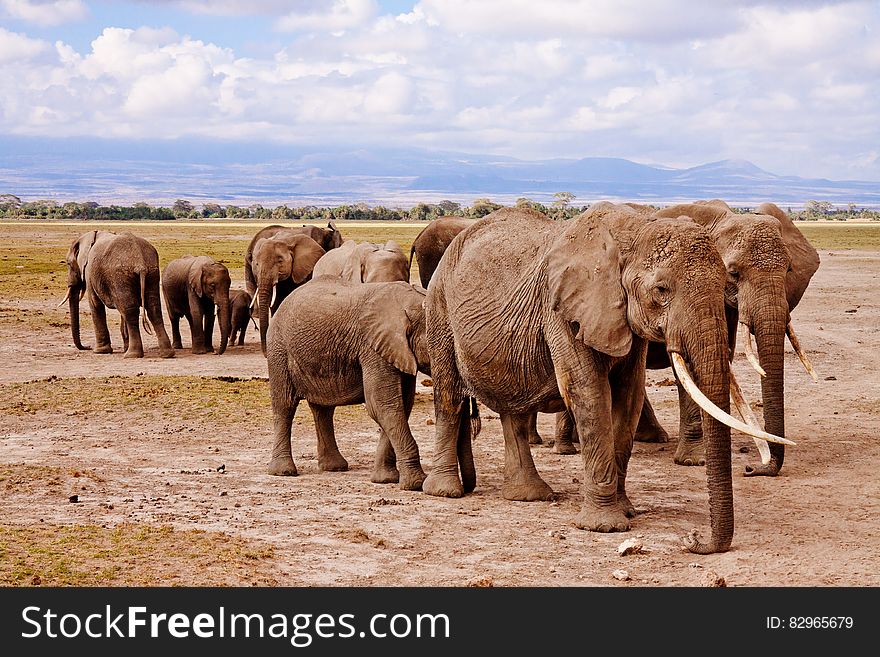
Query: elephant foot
634,424,670,443
94,344,113,354
318,454,349,472
268,456,298,476
172,340,183,350
501,473,554,502
370,465,399,484
192,347,208,355
398,467,427,492
159,347,175,359
674,439,705,466
744,461,781,477
123,348,144,359
423,472,463,498
528,432,543,446
574,504,631,533
618,492,636,518
554,440,578,455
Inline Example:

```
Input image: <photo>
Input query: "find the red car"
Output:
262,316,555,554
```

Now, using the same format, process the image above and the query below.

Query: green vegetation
0,522,276,586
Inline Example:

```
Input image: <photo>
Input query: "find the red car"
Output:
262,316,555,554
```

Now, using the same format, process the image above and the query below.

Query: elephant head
360,282,430,375
549,202,761,553
343,241,411,283
323,221,344,250
191,258,232,355
657,200,820,475
251,234,325,355
61,230,106,350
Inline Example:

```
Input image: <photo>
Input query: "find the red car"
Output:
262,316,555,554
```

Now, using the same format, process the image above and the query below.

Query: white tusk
57,288,71,307
740,323,766,377
786,321,819,382
728,367,771,465
78,286,87,301
270,286,277,309
250,294,259,311
671,352,795,446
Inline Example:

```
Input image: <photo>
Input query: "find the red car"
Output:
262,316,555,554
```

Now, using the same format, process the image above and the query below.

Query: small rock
688,563,703,568
700,570,727,587
845,309,857,313
824,376,837,381
818,326,824,331
548,530,566,540
421,378,433,387
611,569,630,581
217,464,226,473
467,576,494,587
31,574,41,586
425,418,435,426
220,491,228,497
617,538,644,556
68,495,79,503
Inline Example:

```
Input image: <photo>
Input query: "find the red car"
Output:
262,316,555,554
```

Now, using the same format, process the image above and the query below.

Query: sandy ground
1,249,878,586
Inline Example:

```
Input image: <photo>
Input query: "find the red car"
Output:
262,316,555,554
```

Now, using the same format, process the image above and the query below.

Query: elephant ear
72,230,99,284
757,202,820,309
383,240,403,254
289,236,326,284
655,202,728,229
342,243,375,283
361,282,420,375
546,213,632,357
188,259,204,297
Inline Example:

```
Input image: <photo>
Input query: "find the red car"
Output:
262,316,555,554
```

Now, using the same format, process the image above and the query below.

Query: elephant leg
89,293,113,354
500,413,554,501
423,368,467,498
634,393,670,443
267,357,300,476
527,413,543,445
371,430,399,484
554,409,579,454
673,379,705,466
120,316,129,353
202,301,215,353
364,369,425,491
309,403,348,472
144,287,174,358
188,302,207,355
121,306,144,358
170,314,184,350
609,349,647,519
238,323,246,346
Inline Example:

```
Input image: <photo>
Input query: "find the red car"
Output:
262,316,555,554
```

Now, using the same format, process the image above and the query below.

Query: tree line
1,193,876,222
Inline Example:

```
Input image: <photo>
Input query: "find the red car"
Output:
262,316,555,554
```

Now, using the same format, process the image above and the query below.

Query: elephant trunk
69,286,89,350
216,298,231,355
678,311,734,554
258,280,273,357
749,279,789,474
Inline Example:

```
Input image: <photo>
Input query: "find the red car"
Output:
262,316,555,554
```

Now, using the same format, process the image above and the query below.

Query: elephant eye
651,284,670,305
727,268,739,280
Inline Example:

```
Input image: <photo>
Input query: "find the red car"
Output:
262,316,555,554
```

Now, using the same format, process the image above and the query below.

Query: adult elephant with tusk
424,205,790,554
248,231,325,356
61,230,175,359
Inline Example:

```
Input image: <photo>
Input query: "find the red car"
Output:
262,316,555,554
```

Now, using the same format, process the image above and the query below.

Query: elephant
312,240,410,283
266,277,431,490
161,255,232,355
409,217,476,287
555,200,820,476
61,230,174,359
423,205,789,554
244,222,342,296
229,289,254,346
249,231,326,355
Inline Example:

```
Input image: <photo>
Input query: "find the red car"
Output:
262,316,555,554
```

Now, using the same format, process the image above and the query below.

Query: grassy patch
0,523,276,586
796,224,880,250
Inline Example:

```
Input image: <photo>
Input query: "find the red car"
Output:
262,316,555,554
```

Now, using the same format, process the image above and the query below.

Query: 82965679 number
766,616,854,629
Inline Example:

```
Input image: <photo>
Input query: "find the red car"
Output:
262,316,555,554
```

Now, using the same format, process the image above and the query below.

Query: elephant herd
62,199,820,554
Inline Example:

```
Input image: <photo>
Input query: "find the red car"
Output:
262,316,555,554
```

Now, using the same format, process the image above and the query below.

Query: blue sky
1,1,879,180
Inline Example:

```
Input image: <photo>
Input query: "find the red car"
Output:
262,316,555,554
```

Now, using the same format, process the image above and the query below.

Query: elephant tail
139,270,154,336
469,396,481,439
408,242,416,275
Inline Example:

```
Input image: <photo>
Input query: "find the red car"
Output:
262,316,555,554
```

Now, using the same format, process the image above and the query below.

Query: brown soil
1,249,878,586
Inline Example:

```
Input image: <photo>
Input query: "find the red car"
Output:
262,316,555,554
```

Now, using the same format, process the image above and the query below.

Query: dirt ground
1,224,878,586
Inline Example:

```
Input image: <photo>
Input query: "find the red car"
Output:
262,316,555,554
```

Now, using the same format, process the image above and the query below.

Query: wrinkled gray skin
162,255,232,355
313,240,410,283
229,289,254,346
555,200,820,476
244,222,342,296
425,206,736,554
410,217,476,288
266,277,430,490
249,232,326,356
64,230,174,359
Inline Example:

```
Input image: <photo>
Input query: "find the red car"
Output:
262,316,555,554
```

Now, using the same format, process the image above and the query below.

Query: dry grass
0,522,277,586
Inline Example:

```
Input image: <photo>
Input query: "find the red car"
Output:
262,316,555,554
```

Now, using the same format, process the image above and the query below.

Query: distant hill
1,137,878,208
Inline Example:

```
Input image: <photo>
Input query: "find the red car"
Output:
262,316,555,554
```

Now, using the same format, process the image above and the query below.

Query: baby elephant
266,276,429,490
229,289,254,346
162,255,232,355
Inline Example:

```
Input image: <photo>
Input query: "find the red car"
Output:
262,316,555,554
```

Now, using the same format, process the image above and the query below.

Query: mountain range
1,137,878,208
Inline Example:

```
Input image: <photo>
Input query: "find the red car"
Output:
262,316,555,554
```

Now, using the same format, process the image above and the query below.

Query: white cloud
0,26,47,64
276,0,378,33
0,0,87,26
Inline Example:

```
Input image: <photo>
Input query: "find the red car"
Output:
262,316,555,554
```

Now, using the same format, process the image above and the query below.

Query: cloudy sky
1,0,878,180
